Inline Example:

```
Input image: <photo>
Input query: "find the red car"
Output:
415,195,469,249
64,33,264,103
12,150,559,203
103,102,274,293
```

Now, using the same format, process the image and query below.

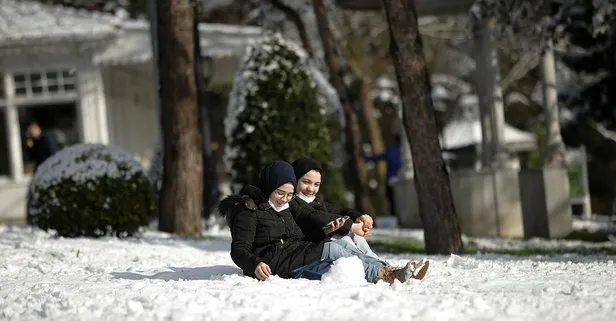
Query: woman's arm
289,200,352,236
230,210,264,274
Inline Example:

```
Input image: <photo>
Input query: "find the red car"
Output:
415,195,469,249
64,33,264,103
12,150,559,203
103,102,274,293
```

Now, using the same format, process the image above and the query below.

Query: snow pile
320,256,367,285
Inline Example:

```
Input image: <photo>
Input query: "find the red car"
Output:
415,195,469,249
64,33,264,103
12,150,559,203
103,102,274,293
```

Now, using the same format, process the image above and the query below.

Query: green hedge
27,144,156,237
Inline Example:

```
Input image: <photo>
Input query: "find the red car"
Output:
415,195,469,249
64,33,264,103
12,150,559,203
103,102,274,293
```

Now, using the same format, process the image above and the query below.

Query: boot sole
412,260,430,280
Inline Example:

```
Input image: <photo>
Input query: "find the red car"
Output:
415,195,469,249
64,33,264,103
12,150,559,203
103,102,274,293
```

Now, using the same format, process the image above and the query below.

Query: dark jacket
28,131,60,169
289,196,363,242
219,185,335,279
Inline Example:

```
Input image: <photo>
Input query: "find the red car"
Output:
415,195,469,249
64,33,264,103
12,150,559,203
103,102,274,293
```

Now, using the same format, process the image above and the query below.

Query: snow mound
321,256,367,285
446,254,479,269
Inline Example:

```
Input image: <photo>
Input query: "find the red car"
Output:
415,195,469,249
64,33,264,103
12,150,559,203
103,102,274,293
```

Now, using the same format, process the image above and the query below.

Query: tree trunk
268,0,314,57
312,0,373,213
382,0,463,254
541,39,566,167
157,0,203,235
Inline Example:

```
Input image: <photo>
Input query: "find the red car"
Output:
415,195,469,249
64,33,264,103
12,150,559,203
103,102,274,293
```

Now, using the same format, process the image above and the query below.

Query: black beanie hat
258,160,297,196
291,158,323,181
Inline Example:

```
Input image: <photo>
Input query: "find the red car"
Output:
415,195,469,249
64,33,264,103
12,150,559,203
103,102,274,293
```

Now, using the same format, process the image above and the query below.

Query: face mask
297,192,316,203
268,199,289,212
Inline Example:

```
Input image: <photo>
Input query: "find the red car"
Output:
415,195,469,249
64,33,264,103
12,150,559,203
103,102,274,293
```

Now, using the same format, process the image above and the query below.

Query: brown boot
410,259,430,280
375,260,430,284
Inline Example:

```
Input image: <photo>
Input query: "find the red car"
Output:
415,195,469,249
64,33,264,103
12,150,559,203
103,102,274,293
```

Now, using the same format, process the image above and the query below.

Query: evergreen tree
555,1,616,128
225,33,346,205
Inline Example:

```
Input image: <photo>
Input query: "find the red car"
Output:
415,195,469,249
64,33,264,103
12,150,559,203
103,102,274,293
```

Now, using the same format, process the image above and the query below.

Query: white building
0,0,260,220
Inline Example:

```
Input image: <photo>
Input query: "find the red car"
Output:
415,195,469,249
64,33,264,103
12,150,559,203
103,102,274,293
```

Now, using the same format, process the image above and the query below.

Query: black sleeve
290,200,351,236
324,201,363,221
230,210,264,274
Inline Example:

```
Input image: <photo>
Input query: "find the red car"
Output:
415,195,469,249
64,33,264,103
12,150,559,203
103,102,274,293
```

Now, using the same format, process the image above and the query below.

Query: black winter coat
289,196,363,242
219,185,338,279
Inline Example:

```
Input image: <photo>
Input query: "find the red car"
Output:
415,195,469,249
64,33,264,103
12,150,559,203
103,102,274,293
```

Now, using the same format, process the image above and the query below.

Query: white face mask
297,192,316,203
268,199,289,212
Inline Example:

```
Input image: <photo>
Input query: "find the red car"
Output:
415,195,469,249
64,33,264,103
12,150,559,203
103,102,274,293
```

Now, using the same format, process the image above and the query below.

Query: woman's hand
356,214,374,236
351,221,366,236
254,262,272,281
324,216,349,235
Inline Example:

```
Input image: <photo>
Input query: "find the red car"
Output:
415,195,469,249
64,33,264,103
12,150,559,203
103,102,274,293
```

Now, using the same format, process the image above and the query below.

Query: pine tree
556,1,616,128
225,33,345,203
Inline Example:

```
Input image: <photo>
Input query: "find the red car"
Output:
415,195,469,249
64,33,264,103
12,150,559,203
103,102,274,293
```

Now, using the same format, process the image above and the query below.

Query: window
14,74,27,96
12,69,77,98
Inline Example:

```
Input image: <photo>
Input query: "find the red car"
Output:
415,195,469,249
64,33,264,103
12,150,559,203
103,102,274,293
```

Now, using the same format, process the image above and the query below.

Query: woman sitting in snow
289,158,379,259
219,160,429,284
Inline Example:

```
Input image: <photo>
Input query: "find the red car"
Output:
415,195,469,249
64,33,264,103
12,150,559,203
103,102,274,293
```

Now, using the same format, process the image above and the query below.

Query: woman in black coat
290,158,380,259
219,160,429,283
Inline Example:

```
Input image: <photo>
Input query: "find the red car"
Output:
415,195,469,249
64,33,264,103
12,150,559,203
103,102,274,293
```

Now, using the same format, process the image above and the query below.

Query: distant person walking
25,120,60,171
365,135,402,217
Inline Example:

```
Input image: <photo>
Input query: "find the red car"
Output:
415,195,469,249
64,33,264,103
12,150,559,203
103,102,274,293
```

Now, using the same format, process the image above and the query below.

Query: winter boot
375,259,430,284
409,258,430,280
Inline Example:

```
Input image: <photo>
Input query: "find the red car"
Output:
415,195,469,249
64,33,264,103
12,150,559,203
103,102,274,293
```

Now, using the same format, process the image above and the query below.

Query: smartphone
322,216,350,229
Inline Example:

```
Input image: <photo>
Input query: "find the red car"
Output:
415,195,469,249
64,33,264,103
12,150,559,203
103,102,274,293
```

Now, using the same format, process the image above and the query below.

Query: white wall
102,64,159,168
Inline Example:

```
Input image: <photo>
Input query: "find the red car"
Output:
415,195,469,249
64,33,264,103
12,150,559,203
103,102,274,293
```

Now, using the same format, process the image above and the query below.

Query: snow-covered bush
224,33,345,203
27,144,157,238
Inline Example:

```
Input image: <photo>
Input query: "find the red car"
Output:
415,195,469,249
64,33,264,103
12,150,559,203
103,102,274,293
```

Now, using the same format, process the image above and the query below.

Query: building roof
0,0,121,47
441,119,537,152
94,20,262,65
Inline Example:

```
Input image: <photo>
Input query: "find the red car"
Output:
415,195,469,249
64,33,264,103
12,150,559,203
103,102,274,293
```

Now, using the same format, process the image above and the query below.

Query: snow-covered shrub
224,33,345,203
27,144,157,238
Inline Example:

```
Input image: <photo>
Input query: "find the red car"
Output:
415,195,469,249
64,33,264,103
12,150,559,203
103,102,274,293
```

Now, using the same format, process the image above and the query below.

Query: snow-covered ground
1,224,616,321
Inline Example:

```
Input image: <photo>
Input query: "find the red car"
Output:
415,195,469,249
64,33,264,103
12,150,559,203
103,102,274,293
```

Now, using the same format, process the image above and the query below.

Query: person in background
364,135,402,218
25,120,60,171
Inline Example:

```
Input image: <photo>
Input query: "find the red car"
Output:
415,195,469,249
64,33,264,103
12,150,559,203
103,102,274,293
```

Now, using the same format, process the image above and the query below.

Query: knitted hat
291,158,323,181
258,160,297,196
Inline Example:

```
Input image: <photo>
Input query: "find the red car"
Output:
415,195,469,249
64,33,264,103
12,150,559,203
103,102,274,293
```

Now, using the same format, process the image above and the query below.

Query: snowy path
1,226,615,321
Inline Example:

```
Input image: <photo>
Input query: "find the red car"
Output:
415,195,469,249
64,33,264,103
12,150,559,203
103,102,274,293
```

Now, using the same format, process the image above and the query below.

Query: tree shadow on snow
110,265,242,281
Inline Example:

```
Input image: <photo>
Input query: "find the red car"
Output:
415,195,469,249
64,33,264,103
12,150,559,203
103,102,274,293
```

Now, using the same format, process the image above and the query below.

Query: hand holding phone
322,216,350,234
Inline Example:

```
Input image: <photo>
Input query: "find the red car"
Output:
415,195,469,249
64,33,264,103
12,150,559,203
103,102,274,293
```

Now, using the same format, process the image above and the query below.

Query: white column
96,67,109,144
77,64,109,143
3,73,24,181
475,19,508,168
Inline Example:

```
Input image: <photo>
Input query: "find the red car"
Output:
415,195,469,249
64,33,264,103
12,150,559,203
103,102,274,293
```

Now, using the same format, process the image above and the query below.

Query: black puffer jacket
219,185,330,279
289,196,363,242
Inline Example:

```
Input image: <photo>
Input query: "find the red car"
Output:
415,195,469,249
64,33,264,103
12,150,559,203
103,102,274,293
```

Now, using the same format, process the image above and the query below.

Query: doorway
18,103,78,174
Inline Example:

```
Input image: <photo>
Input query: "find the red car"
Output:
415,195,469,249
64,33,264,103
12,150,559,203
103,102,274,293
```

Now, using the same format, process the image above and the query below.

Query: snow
0,0,120,45
95,20,262,66
1,224,616,321
32,144,143,191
